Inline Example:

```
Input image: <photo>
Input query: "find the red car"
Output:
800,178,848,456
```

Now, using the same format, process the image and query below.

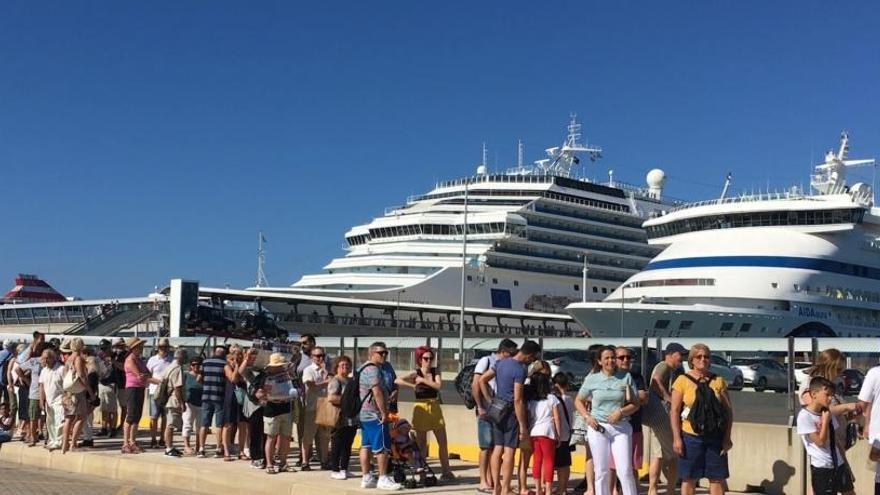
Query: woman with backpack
669,343,733,495
395,346,455,481
327,355,357,480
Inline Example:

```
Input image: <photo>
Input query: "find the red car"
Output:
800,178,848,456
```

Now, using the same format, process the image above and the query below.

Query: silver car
731,358,790,392
682,355,744,391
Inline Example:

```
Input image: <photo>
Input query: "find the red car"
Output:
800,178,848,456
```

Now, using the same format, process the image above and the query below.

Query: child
552,373,575,495
390,417,429,473
0,403,12,443
797,377,858,495
528,373,561,495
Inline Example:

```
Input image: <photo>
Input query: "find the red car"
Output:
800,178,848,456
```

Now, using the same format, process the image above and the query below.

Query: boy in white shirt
797,377,855,495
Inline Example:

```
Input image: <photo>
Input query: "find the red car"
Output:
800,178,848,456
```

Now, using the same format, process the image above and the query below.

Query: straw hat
125,337,146,350
58,339,73,354
265,352,289,368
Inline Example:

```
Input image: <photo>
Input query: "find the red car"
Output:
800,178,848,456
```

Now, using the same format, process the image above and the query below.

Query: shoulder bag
63,360,86,394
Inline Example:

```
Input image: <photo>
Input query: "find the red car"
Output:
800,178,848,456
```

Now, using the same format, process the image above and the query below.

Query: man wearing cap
147,337,174,448
96,339,117,437
643,342,686,495
161,348,188,457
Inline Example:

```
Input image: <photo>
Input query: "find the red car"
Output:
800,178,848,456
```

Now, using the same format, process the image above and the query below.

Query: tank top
125,355,148,388
414,368,439,400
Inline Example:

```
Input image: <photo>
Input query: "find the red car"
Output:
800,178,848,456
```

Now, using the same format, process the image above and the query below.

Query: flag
261,233,268,244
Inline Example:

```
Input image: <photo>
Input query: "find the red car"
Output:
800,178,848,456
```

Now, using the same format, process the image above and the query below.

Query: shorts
360,419,391,453
647,422,675,460
264,411,293,437
28,399,40,421
98,384,117,413
166,408,183,431
17,387,28,421
477,417,494,450
810,464,855,495
148,397,160,419
554,442,573,468
125,387,146,425
677,433,729,481
490,411,519,449
182,404,202,437
412,399,445,431
200,400,226,428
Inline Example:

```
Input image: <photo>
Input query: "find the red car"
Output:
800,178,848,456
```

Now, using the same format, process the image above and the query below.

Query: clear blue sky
2,2,878,298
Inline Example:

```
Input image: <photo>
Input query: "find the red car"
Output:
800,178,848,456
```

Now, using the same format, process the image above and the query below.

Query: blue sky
1,1,878,298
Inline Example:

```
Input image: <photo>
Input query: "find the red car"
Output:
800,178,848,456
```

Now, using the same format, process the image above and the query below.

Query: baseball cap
664,342,687,356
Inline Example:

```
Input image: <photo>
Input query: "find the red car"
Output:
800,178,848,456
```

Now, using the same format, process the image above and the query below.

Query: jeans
586,421,638,495
330,425,358,472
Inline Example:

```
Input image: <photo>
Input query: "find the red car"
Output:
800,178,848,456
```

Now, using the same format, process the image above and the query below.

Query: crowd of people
5,330,880,495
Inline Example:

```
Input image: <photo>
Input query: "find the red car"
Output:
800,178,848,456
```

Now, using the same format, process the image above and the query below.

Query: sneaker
251,459,267,469
165,448,183,457
330,471,347,480
196,450,206,459
79,439,94,448
361,474,377,489
377,476,402,491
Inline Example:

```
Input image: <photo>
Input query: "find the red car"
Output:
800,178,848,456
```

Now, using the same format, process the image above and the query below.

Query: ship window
654,320,670,329
514,280,519,286
466,275,473,282
492,278,498,284
771,282,778,289
593,286,598,293
739,323,752,332
574,284,580,292
679,321,693,330
601,287,608,294
719,322,734,332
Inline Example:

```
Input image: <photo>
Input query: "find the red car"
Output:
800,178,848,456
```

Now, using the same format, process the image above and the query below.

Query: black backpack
340,362,377,421
454,362,478,410
685,373,729,438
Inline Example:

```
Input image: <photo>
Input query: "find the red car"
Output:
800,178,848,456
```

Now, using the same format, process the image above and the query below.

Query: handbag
63,365,85,394
844,421,859,450
485,396,512,425
315,396,340,427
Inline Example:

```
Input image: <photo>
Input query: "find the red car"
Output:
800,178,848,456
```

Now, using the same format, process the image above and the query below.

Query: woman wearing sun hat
261,352,300,474
60,337,94,453
122,337,151,454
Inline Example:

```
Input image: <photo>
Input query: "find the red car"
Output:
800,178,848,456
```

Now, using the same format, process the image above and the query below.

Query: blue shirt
577,371,636,423
494,358,526,402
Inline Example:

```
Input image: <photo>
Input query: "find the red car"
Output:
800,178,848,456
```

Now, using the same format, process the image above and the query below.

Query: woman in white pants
575,346,640,495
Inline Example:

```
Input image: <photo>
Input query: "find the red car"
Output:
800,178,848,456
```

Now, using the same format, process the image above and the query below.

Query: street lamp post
458,178,470,371
581,253,589,303
620,284,625,338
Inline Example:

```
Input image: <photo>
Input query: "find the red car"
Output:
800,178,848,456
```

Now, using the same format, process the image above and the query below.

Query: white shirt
147,353,173,396
796,407,843,468
38,363,64,405
529,394,560,439
858,366,880,481
302,362,328,410
474,354,498,410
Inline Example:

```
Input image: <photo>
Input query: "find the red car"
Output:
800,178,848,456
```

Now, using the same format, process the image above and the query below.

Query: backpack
684,373,728,438
454,362,478,410
339,363,377,422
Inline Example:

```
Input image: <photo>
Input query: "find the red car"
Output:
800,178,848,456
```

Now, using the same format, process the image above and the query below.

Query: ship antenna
256,231,269,288
517,139,524,169
482,142,488,168
718,172,732,204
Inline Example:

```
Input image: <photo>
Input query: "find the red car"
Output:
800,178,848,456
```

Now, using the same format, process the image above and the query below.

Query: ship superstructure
260,117,683,315
567,132,880,338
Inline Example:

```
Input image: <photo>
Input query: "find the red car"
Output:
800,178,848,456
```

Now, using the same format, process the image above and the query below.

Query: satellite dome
476,164,487,176
646,169,666,188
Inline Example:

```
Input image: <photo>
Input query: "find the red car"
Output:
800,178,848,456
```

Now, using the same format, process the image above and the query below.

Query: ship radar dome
646,169,666,199
476,164,487,176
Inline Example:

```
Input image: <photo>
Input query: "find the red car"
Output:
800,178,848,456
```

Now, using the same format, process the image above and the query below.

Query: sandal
213,450,224,459
224,455,235,462
266,465,279,475
277,463,295,473
121,444,132,454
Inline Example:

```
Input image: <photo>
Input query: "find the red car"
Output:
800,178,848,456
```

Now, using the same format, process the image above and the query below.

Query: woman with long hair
669,344,733,495
61,337,94,453
799,348,861,450
395,346,455,481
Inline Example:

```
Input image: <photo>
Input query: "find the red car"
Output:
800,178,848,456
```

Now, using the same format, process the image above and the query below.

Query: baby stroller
389,416,437,489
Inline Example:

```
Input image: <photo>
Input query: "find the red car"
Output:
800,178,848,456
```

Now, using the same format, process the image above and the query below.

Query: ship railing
668,191,821,213
597,180,687,206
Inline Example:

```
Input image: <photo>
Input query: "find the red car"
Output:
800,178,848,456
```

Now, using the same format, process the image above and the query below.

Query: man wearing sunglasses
302,346,332,470
358,342,401,491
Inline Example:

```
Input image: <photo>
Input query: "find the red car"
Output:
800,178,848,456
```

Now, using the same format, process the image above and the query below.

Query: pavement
0,434,751,495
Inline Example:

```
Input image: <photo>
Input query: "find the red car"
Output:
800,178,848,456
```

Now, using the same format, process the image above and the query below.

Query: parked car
731,358,789,392
682,355,744,391
547,355,590,387
839,369,865,396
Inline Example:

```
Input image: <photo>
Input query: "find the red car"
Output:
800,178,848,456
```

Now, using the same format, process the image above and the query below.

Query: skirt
411,399,445,432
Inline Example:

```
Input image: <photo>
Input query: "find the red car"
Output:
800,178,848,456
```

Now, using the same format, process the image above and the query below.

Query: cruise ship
258,117,683,317
567,132,880,338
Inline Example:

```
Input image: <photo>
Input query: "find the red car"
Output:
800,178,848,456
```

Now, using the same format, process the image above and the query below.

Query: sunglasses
421,356,433,361
374,350,388,356
312,353,325,358
693,355,711,361
616,355,633,361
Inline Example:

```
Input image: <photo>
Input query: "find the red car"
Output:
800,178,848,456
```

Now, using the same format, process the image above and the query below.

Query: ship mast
256,231,269,288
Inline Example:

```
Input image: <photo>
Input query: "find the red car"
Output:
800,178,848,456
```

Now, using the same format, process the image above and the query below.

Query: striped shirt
202,357,227,403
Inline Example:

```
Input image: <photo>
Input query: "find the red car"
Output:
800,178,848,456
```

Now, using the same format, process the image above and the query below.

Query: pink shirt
125,354,149,388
